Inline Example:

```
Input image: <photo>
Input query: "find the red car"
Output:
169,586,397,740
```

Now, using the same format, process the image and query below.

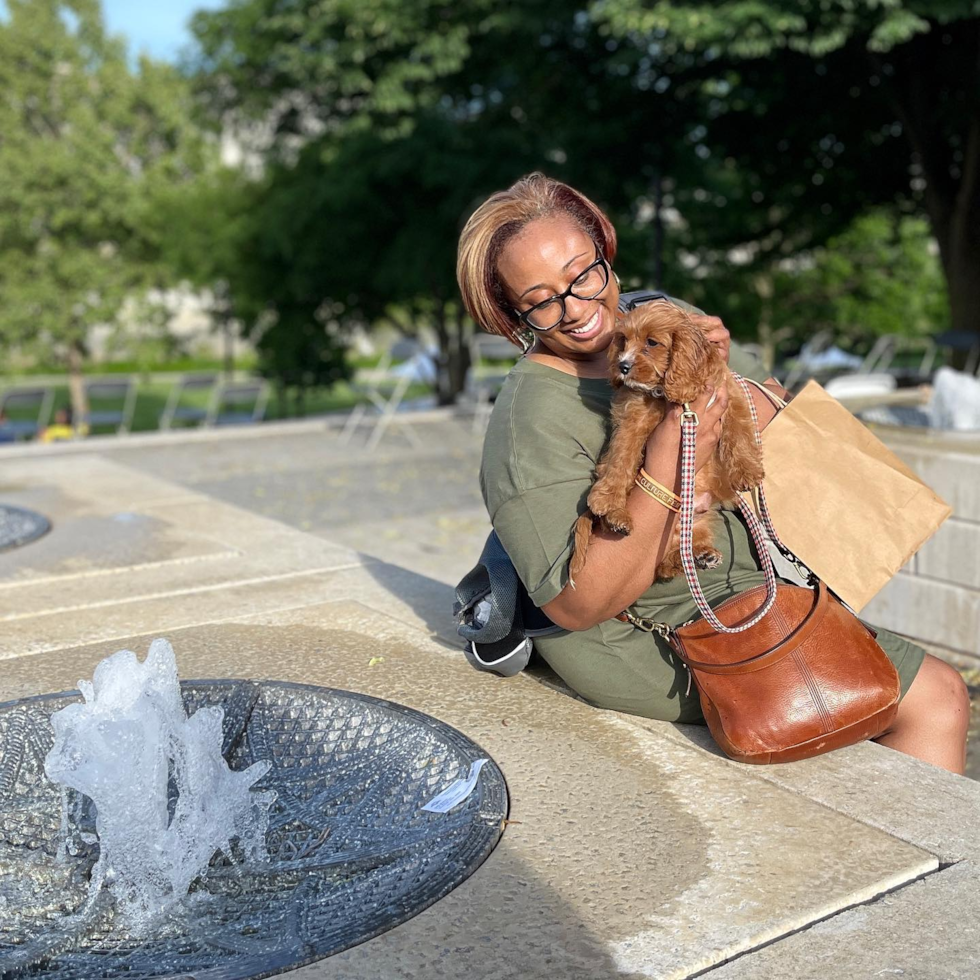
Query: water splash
43,638,274,933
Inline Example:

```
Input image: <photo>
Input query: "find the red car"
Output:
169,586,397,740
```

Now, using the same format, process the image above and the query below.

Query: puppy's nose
618,359,632,375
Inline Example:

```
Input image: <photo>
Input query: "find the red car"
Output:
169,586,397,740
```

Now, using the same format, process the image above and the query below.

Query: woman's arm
542,384,730,631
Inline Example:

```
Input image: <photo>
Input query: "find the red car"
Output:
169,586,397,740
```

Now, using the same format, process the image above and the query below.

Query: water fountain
45,639,275,932
0,505,50,552
0,639,507,979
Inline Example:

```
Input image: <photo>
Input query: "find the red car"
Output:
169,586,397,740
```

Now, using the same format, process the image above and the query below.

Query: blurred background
0,0,976,435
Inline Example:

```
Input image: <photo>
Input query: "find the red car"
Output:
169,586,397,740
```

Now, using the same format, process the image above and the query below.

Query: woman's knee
904,655,971,731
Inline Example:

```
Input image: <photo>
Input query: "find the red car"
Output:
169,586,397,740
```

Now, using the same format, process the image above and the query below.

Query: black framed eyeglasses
512,245,611,332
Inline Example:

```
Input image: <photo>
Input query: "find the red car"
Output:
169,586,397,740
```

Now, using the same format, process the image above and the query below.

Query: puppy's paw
587,485,613,517
603,508,633,536
695,547,723,570
733,466,765,492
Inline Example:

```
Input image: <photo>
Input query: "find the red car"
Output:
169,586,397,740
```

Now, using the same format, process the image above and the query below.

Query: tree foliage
0,0,206,411
773,210,949,351
186,0,975,397
595,0,980,345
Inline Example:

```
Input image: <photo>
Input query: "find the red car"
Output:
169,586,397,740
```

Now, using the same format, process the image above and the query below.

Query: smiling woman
456,171,969,775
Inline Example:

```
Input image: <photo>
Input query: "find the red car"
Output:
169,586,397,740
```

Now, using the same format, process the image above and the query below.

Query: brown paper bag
752,380,951,612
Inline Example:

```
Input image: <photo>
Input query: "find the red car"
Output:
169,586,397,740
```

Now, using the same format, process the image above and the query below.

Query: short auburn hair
456,172,618,348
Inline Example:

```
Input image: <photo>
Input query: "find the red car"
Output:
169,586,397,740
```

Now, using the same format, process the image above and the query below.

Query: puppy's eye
646,339,660,348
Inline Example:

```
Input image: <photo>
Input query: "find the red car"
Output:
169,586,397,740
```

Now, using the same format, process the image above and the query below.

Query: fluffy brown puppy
569,301,764,585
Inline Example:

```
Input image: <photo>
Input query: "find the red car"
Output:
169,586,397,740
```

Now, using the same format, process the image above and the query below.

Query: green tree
0,0,206,415
189,0,723,400
594,1,980,350
190,0,975,391
772,210,949,356
144,166,258,376
210,111,544,405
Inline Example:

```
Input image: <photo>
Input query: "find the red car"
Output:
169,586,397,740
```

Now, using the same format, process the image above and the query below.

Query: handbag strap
676,580,830,673
677,378,779,634
677,369,822,633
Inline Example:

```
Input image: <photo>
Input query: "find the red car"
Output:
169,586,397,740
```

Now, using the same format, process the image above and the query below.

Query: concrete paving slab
4,425,974,978
322,559,464,644
1,456,358,575
0,454,203,512
321,506,492,585
703,860,980,980
631,718,980,865
0,600,939,980
0,567,355,663
0,559,459,663
0,507,237,584
92,421,489,587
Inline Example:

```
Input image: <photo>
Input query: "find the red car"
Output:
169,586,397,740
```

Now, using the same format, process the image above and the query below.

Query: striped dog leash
677,373,780,634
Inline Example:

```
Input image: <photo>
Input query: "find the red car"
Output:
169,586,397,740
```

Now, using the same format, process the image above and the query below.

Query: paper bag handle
740,375,788,411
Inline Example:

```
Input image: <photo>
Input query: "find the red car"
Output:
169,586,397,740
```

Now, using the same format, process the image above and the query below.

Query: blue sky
102,0,226,62
0,1,226,63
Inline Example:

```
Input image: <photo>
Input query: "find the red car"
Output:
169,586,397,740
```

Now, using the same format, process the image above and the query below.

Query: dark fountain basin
0,681,507,979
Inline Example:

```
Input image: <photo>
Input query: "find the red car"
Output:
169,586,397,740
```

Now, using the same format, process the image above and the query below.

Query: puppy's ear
664,316,714,404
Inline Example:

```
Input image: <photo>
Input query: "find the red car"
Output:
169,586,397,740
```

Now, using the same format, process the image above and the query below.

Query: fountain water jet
43,638,274,932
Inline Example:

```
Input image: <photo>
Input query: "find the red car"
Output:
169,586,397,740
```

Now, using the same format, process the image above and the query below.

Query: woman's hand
643,383,730,482
692,315,731,365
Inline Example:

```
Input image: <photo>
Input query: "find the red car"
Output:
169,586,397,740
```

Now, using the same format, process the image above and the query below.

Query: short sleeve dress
479,311,926,724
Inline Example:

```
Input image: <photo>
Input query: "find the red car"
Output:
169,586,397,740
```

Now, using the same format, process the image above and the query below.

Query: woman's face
496,215,620,362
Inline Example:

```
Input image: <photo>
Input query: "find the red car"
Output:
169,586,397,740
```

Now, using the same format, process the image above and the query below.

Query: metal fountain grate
0,505,50,553
0,681,507,979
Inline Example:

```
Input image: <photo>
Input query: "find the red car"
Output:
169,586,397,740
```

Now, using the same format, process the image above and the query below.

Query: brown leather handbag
667,580,900,764
642,375,900,765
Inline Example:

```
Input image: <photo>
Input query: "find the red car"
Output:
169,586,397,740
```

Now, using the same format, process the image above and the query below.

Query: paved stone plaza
1,415,979,978
105,416,491,587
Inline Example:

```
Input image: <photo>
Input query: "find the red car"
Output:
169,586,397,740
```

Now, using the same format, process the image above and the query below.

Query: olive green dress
479,320,925,725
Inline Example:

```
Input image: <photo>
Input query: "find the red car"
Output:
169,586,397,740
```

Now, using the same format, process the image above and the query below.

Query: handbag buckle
790,558,819,587
621,609,673,638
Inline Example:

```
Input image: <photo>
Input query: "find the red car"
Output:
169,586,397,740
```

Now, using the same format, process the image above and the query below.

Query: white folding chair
339,339,429,450
206,380,269,426
82,378,138,434
0,387,54,440
159,374,218,430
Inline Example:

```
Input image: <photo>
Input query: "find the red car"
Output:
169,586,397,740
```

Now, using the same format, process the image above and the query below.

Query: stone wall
861,430,980,663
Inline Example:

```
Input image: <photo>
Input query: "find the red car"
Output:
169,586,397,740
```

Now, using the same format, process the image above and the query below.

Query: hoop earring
613,270,621,289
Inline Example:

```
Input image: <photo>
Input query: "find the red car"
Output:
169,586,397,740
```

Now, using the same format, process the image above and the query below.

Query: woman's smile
563,306,603,340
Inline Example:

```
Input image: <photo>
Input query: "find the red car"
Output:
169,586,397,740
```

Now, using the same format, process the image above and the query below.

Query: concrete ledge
704,862,980,980
863,571,980,657
1,454,974,979
856,429,980,660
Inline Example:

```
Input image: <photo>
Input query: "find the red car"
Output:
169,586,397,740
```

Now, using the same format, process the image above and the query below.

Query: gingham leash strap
730,373,797,562
677,382,778,634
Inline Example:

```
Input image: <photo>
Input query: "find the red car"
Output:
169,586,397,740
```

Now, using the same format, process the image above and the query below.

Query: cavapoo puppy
570,301,764,584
